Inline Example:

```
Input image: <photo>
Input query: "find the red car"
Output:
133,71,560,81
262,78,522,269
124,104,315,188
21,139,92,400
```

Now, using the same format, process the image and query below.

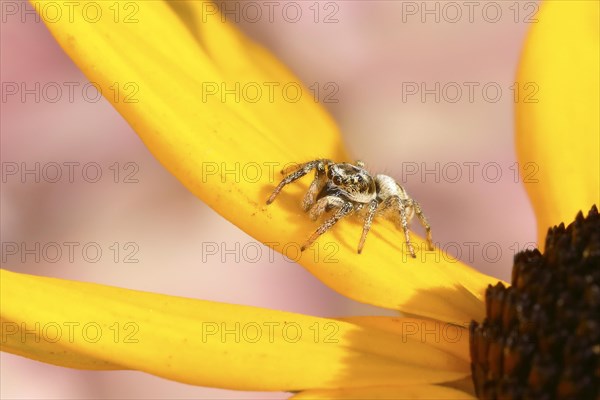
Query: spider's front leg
266,159,332,205
357,199,379,254
301,200,354,251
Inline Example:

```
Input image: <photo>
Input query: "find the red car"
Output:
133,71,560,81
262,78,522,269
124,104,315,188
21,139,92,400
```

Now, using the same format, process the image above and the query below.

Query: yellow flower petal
32,0,497,323
1,316,121,370
291,385,475,399
339,316,470,364
1,269,468,390
516,0,600,244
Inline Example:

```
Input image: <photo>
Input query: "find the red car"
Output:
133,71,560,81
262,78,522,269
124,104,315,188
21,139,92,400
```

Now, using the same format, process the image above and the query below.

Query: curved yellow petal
1,317,121,370
1,269,469,390
516,0,600,244
339,316,470,364
291,385,475,399
32,0,497,322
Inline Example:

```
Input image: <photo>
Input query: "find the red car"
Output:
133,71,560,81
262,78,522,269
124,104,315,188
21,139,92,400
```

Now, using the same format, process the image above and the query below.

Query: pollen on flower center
469,205,600,399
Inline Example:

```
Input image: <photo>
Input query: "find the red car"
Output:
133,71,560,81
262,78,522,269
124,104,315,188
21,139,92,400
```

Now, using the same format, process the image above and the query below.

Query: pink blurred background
1,0,537,398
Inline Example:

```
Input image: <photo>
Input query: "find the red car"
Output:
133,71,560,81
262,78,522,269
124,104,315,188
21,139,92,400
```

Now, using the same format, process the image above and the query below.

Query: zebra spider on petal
266,159,434,258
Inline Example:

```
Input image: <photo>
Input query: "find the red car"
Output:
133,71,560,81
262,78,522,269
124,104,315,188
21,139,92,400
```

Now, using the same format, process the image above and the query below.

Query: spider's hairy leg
266,159,332,205
398,199,417,258
381,196,416,258
357,199,378,254
308,196,345,221
301,202,354,251
280,159,333,175
280,162,303,176
411,200,434,250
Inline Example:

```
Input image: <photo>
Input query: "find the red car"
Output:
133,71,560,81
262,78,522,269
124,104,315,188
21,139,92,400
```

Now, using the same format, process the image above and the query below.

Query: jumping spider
266,159,434,258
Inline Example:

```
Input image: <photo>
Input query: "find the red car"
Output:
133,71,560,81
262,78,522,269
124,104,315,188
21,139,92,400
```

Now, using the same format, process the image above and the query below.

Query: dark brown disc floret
470,205,600,399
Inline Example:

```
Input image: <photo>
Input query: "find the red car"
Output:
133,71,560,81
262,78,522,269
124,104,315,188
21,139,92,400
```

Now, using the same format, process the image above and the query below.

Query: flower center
469,205,599,399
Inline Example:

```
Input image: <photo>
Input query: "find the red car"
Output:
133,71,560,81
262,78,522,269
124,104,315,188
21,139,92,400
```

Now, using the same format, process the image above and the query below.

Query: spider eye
333,176,342,185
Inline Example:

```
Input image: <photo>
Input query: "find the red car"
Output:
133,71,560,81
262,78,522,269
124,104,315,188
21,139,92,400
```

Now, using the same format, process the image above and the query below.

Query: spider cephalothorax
266,159,434,258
